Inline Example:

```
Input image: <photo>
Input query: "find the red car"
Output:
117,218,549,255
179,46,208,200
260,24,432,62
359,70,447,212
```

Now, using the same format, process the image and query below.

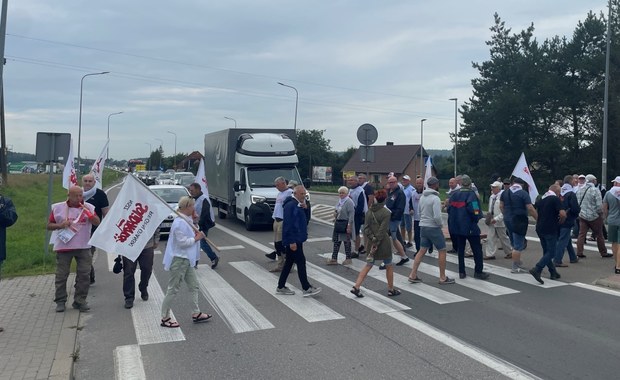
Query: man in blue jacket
276,185,321,297
379,176,409,270
554,175,580,267
447,175,489,280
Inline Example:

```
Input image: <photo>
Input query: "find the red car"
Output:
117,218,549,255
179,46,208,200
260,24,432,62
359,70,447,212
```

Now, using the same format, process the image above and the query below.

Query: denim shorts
400,214,412,230
366,257,393,267
419,226,446,250
389,220,400,240
608,224,620,243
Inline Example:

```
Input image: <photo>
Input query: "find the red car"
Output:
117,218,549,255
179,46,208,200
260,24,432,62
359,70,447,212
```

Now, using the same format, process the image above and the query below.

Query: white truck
204,129,310,230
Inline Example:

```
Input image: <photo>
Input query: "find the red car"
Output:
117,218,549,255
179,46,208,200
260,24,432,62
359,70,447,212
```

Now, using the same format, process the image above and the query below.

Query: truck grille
265,198,276,212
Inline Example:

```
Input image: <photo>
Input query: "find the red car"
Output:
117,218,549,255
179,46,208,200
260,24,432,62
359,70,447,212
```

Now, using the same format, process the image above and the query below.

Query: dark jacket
386,186,405,221
0,195,18,262
282,196,308,245
560,191,580,228
447,188,483,236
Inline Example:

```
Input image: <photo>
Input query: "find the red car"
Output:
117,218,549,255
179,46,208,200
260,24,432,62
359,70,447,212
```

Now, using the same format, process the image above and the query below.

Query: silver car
148,185,191,238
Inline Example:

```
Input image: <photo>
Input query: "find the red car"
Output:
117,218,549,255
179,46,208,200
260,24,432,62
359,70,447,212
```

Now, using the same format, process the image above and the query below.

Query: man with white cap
484,181,512,260
602,176,620,274
572,174,586,238
576,174,612,258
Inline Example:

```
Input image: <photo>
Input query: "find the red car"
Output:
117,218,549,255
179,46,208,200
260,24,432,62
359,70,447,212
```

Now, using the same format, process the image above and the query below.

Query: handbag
334,219,348,233
484,213,493,226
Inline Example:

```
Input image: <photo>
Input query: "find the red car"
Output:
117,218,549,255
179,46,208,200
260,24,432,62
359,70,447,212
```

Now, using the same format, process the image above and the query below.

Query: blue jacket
560,191,580,228
282,196,308,245
447,188,483,236
386,186,405,221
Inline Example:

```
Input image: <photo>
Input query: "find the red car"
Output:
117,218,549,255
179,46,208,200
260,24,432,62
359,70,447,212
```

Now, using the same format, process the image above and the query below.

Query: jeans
554,227,577,264
200,238,218,262
278,243,311,291
535,232,558,272
122,247,154,301
455,235,483,275
413,220,421,251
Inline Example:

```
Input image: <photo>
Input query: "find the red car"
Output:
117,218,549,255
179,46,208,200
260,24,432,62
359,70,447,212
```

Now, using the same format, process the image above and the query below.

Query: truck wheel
244,210,255,231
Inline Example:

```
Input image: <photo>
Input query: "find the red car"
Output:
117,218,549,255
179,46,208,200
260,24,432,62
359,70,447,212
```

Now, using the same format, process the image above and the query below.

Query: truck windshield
247,167,302,188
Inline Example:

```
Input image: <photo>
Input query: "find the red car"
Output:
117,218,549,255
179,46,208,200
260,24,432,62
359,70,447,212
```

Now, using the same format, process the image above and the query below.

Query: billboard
312,166,332,183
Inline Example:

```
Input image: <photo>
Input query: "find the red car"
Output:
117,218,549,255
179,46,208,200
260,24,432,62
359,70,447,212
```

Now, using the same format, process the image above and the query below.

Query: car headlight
305,191,311,202
251,195,266,204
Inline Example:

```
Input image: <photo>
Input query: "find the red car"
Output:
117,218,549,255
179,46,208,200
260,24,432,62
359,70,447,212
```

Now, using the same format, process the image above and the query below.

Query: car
156,173,174,185
145,170,163,185
148,185,191,238
172,171,194,185
177,175,195,188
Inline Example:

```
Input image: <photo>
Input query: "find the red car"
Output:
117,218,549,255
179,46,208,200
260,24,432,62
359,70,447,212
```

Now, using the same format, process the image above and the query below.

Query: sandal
408,277,423,283
160,317,180,328
615,268,620,275
350,287,364,298
192,312,213,323
387,288,401,297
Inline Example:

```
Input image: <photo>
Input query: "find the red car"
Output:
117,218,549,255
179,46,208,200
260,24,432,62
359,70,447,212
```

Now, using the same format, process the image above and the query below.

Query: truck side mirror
303,178,312,189
234,181,246,192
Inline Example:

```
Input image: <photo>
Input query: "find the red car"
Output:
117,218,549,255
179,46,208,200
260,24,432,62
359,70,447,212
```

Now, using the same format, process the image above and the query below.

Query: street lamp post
420,118,427,178
155,138,164,169
449,98,458,177
277,82,298,132
167,131,177,169
144,142,152,170
106,111,123,162
78,71,109,172
224,116,237,129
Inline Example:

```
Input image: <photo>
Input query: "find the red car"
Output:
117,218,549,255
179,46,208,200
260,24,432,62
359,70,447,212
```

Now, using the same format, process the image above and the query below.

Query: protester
161,196,212,328
47,186,100,312
357,173,375,255
554,176,580,267
0,192,18,282
445,177,459,253
122,228,159,309
400,175,415,248
347,176,367,257
265,177,293,272
379,176,409,269
82,174,109,284
529,185,566,284
327,186,355,265
411,177,424,252
500,177,538,273
408,177,454,285
575,174,611,258
447,175,489,280
602,176,620,274
484,181,512,260
350,189,401,297
188,183,219,269
276,185,321,297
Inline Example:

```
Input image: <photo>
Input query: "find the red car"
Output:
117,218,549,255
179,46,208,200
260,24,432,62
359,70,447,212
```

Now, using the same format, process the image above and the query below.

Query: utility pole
0,0,9,185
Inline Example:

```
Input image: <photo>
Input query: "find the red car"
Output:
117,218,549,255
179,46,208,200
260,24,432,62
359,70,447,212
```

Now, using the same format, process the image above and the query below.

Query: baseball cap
578,174,586,179
403,175,411,180
612,176,620,183
426,176,439,186
503,178,511,184
491,181,502,188
585,174,596,182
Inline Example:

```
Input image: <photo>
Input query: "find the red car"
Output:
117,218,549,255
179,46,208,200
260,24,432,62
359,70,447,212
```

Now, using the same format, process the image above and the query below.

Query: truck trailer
204,129,309,230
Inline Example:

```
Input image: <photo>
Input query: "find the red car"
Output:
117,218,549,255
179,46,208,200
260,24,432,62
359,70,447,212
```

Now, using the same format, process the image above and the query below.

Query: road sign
356,123,378,146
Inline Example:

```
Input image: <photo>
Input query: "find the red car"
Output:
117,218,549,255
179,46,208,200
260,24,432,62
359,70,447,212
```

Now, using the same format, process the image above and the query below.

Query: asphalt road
73,188,620,380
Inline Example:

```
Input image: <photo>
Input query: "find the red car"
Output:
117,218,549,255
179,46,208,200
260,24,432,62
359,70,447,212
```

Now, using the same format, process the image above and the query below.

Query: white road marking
132,269,185,345
195,266,274,333
114,344,146,380
571,282,620,296
231,261,345,322
319,253,468,304
216,245,245,251
306,237,333,243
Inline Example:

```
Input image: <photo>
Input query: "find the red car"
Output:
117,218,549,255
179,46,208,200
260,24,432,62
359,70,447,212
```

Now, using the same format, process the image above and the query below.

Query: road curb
593,275,620,290
49,274,79,380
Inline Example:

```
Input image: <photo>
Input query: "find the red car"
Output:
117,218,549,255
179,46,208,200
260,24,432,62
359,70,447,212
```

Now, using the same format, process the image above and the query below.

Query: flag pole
125,174,220,252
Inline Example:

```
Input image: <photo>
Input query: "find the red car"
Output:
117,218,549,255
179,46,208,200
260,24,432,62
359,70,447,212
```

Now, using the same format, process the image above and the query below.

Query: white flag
423,156,433,190
62,139,78,189
90,140,109,189
88,174,173,262
511,152,539,201
195,158,215,221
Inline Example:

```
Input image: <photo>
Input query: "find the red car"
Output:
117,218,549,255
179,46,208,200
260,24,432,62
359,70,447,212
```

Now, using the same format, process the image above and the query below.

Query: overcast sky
4,0,607,161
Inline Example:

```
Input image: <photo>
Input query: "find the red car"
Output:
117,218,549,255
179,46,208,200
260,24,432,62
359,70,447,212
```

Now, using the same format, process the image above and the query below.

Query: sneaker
379,263,386,270
550,272,561,280
211,257,219,269
350,252,360,259
326,259,338,265
529,268,544,284
265,251,277,260
459,272,467,279
395,257,410,266
483,256,496,260
405,242,413,248
408,277,423,283
511,267,527,274
602,253,613,258
358,245,366,254
302,286,322,297
276,287,295,295
474,272,490,280
140,290,149,301
447,249,457,254
570,259,580,264
55,303,65,313
72,302,91,312
439,277,456,285
342,259,353,265
124,300,134,309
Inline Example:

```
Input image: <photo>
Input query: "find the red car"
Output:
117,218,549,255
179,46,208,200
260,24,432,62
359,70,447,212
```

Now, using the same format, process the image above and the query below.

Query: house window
373,174,380,183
